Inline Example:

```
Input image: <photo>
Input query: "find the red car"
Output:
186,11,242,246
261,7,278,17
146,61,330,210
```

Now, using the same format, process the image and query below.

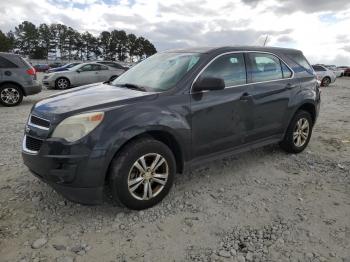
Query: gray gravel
0,76,350,261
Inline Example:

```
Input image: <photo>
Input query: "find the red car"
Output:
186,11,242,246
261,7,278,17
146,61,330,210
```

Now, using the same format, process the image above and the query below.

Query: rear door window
247,53,283,82
200,53,247,87
80,64,94,71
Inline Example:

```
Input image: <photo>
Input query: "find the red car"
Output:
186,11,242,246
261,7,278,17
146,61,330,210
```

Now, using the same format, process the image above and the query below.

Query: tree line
0,21,157,62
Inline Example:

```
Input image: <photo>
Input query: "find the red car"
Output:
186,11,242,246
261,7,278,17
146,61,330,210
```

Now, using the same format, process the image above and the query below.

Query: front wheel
109,138,176,210
280,110,313,153
0,84,23,106
55,78,70,90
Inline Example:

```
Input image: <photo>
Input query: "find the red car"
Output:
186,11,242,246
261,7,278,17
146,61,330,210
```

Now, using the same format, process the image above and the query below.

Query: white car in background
42,62,126,89
325,65,343,77
312,65,336,87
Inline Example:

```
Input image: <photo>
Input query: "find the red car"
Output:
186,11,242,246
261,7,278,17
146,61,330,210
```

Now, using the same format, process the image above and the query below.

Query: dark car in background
0,52,41,106
343,67,350,76
33,64,50,72
47,62,81,73
22,46,320,210
49,62,63,69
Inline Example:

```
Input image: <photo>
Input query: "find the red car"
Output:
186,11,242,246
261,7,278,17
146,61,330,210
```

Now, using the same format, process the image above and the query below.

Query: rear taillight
26,68,37,80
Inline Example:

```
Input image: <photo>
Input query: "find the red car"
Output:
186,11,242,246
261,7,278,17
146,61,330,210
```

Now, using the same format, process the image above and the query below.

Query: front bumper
22,136,109,205
42,79,56,88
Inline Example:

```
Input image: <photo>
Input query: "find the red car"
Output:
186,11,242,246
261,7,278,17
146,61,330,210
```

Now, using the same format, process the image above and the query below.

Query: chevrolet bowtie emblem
25,125,31,133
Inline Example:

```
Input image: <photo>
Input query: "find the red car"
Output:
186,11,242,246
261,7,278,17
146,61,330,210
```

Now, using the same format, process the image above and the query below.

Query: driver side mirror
76,68,82,73
192,77,225,93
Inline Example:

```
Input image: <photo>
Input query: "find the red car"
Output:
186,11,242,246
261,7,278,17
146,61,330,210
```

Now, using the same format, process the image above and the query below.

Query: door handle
240,92,252,102
285,83,297,90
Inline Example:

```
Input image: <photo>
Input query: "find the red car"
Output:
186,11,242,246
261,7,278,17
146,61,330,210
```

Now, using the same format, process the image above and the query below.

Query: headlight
51,112,104,142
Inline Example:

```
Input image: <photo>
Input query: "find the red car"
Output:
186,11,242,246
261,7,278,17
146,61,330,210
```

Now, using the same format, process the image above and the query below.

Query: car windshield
111,52,201,92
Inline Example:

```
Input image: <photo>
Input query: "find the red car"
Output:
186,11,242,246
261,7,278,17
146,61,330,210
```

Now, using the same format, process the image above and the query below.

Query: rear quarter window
288,53,313,73
0,56,18,68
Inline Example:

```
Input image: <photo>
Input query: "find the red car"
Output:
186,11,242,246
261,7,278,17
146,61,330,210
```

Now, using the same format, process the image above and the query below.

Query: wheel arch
297,102,316,124
0,81,26,96
104,129,185,185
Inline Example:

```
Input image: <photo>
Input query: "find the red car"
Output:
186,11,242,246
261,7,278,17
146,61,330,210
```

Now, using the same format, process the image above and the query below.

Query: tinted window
0,56,18,68
248,53,283,82
312,65,326,72
288,53,313,72
281,62,292,78
200,53,246,87
80,64,94,71
99,62,124,69
99,65,109,70
91,64,102,71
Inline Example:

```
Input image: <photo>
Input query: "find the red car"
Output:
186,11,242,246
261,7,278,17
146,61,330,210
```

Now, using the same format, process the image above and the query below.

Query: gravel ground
0,76,349,262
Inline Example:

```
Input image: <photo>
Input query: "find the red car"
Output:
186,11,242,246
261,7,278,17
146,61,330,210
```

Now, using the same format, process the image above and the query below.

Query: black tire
280,110,313,153
0,84,23,107
321,77,331,87
109,138,176,210
55,77,70,90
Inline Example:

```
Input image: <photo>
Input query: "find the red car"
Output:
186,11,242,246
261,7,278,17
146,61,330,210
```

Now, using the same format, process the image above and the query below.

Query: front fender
96,96,191,176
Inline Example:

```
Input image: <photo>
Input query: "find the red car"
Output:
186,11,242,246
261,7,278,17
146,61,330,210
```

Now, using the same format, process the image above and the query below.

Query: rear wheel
280,110,313,153
0,84,23,106
55,78,70,90
321,77,331,87
109,138,176,210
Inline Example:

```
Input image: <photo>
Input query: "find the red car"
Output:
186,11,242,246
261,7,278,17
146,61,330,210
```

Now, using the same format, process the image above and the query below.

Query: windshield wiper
115,83,147,92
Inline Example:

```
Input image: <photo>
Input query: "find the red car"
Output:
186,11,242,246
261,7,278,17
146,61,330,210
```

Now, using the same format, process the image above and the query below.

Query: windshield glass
111,52,201,92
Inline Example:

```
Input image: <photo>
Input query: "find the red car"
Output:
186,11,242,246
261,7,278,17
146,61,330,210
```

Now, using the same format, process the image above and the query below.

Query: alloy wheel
0,87,20,105
127,153,169,201
293,118,310,147
57,79,69,89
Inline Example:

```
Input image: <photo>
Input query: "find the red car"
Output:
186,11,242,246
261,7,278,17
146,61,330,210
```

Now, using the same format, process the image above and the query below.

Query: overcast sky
1,0,350,65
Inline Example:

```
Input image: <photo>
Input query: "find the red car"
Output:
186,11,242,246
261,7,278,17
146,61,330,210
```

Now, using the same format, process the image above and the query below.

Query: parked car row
42,62,126,89
33,60,130,73
0,51,131,106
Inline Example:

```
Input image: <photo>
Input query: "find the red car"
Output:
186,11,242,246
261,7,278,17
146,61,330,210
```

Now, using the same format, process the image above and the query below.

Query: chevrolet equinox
22,47,320,210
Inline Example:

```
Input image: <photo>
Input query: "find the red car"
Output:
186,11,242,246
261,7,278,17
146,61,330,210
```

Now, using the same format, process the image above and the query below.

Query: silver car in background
312,65,336,87
42,62,125,89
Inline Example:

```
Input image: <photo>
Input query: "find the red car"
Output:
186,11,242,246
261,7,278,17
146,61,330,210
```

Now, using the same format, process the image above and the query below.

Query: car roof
163,46,302,55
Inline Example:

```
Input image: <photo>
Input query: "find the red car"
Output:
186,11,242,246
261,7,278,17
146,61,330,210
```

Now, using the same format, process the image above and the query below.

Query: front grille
25,136,43,152
30,115,50,129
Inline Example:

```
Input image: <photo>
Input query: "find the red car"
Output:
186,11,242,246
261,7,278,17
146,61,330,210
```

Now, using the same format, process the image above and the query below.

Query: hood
33,83,157,118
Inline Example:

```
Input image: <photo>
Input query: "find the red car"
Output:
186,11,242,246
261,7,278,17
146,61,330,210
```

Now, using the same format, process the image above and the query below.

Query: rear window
0,56,18,68
312,65,326,72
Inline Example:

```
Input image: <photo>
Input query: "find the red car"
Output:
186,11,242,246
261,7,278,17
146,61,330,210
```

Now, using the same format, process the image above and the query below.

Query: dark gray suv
22,46,320,210
0,52,41,106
